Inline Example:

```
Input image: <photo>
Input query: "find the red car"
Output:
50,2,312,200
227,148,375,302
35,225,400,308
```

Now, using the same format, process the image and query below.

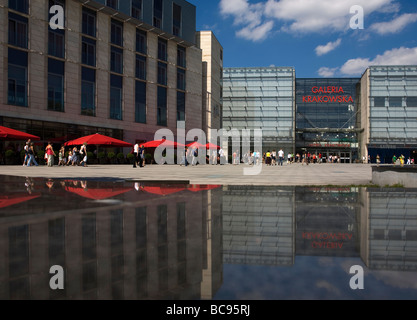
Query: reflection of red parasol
65,186,133,200
64,133,132,147
187,185,222,192
0,193,41,209
142,186,186,195
0,126,40,141
142,139,185,148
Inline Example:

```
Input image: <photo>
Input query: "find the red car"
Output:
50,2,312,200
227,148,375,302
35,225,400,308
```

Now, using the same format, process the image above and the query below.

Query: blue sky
188,0,417,78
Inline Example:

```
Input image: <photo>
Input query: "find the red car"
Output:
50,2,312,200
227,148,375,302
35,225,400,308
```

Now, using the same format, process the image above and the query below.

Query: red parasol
64,133,132,147
186,141,206,148
142,139,185,148
0,126,40,141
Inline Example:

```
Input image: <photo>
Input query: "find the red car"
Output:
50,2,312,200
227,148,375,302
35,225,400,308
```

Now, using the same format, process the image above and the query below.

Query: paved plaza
0,163,374,186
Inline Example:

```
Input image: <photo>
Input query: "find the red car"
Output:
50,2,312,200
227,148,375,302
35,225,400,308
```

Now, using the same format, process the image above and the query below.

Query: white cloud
236,21,275,42
264,0,394,33
333,47,417,76
318,67,338,77
220,0,273,41
369,13,417,34
315,39,342,56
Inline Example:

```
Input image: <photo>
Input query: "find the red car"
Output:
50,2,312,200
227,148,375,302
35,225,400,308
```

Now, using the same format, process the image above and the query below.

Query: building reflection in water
1,175,417,300
0,177,223,300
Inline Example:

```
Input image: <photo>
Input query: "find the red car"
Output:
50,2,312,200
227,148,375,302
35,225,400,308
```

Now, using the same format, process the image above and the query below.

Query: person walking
26,142,38,167
278,149,284,166
45,142,56,167
139,144,145,167
58,145,66,166
80,143,88,167
133,142,139,168
22,140,30,166
376,154,381,166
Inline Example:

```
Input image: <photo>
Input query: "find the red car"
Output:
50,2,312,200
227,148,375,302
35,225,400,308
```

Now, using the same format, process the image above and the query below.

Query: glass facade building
360,66,417,164
222,67,295,153
296,78,361,163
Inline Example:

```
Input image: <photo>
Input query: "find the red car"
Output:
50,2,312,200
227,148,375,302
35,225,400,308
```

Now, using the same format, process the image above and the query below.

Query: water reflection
1,176,417,300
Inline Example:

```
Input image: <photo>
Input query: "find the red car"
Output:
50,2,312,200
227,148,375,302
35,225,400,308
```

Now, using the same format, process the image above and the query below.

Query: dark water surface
1,175,417,300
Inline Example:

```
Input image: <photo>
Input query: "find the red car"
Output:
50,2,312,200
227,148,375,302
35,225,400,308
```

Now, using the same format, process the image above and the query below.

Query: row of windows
9,4,187,70
372,97,417,108
9,0,183,38
7,47,185,126
7,4,187,126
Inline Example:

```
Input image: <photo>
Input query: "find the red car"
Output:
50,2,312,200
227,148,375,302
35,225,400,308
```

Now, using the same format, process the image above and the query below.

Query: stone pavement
0,163,374,186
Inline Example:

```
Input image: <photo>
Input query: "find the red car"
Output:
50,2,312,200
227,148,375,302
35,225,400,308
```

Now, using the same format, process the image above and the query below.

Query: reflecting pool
1,175,417,300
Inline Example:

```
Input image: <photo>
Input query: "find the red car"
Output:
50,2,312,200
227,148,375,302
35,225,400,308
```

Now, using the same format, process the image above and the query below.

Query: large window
135,81,146,124
82,7,96,37
106,0,118,10
111,19,123,47
374,97,385,107
407,97,417,107
389,97,403,108
157,86,167,126
8,48,28,107
132,0,142,19
136,29,147,54
177,68,185,91
158,38,167,61
153,0,163,28
48,58,65,112
82,37,96,67
48,29,65,58
9,0,29,14
177,46,186,68
157,62,167,86
81,67,96,116
110,75,123,120
177,91,185,121
111,46,123,74
172,3,181,36
136,55,146,80
8,12,28,48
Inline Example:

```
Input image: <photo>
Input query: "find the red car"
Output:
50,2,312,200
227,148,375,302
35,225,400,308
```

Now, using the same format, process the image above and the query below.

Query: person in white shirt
133,143,139,168
278,149,284,166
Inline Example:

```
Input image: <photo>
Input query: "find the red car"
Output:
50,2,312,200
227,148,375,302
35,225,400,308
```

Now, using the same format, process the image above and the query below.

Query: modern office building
1,0,205,149
296,78,361,163
223,66,417,163
360,66,417,163
222,67,296,153
196,31,223,144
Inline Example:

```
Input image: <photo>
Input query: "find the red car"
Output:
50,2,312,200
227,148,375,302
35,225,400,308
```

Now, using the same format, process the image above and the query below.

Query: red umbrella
0,126,40,141
0,193,41,209
142,186,186,195
65,186,133,200
187,185,222,192
142,139,185,148
206,143,220,149
64,133,132,147
186,141,205,148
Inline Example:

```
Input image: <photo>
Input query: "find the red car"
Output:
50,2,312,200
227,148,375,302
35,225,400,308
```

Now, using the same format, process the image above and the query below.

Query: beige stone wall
196,31,223,142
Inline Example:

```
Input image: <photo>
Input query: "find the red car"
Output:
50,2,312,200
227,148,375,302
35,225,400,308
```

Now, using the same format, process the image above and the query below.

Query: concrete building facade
196,31,223,144
1,0,203,150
